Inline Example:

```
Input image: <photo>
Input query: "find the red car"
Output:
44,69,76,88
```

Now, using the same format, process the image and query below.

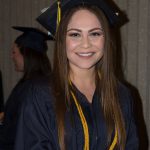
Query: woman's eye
68,33,80,37
90,32,103,36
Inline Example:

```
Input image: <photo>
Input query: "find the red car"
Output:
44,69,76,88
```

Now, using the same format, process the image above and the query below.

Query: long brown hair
15,43,51,81
52,5,126,150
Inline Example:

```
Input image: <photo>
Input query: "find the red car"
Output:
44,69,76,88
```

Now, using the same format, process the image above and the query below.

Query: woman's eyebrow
89,27,103,32
67,27,103,32
67,28,81,32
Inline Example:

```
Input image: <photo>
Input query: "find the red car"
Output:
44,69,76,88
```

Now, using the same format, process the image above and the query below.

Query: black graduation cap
36,0,120,40
12,26,52,52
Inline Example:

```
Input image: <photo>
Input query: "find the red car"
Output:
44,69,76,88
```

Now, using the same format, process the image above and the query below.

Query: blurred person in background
0,26,52,150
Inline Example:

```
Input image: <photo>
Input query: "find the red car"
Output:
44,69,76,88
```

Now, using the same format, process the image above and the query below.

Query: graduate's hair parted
52,5,126,150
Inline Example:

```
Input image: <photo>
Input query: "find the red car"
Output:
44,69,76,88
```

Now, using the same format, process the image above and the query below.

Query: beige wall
0,0,149,149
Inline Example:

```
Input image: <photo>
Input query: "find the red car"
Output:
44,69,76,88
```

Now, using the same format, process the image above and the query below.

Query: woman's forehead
67,9,102,29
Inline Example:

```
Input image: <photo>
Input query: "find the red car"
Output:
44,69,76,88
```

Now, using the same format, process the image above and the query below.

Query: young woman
0,26,51,150
14,1,139,150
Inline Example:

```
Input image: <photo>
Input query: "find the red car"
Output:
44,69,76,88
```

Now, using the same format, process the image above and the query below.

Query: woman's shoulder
117,83,139,149
23,75,53,93
19,76,55,112
117,82,134,119
117,82,131,96
117,82,133,103
15,77,59,149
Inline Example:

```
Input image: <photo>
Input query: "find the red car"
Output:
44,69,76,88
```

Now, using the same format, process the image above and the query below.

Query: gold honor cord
109,129,118,150
70,90,89,150
71,89,118,150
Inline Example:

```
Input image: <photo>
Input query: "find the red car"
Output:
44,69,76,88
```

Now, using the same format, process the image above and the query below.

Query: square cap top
36,0,120,40
13,26,52,52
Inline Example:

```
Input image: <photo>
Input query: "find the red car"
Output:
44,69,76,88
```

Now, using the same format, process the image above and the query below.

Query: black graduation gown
14,82,139,150
0,77,50,150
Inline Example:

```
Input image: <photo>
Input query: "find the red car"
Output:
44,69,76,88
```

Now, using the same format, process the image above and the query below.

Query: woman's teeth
77,52,93,57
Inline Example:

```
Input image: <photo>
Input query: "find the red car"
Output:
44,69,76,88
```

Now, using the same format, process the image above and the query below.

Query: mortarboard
36,0,121,40
12,26,52,52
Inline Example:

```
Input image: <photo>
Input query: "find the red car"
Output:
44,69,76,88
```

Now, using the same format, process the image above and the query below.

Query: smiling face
11,43,24,72
66,9,104,72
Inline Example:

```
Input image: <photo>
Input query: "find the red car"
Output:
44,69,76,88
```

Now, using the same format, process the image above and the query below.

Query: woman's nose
81,36,91,48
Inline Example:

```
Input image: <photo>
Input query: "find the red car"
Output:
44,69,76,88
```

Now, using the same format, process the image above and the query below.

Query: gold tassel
57,0,61,31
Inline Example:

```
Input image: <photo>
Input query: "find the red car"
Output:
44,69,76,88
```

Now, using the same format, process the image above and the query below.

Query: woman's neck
69,68,96,103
